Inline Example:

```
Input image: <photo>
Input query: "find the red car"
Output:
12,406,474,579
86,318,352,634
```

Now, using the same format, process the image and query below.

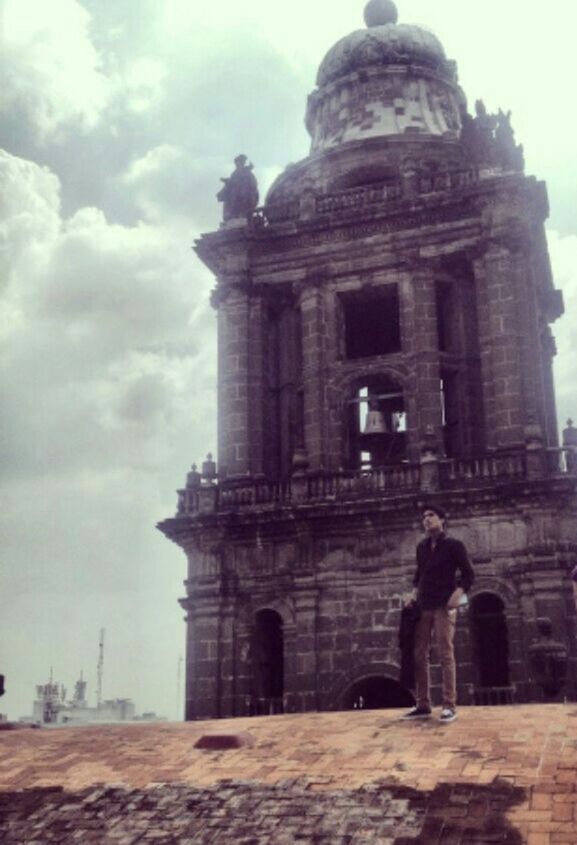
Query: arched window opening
342,676,415,710
470,593,511,696
251,609,284,715
347,377,407,469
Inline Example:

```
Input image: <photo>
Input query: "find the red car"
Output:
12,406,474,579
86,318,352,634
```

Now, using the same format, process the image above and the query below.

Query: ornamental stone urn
528,618,569,698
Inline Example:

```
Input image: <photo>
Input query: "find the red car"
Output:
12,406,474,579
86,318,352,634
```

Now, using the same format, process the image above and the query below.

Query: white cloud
121,144,230,226
0,150,61,290
2,0,111,141
0,152,216,719
123,57,167,114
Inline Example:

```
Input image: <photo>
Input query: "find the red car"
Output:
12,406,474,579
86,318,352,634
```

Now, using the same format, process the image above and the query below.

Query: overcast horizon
1,0,576,722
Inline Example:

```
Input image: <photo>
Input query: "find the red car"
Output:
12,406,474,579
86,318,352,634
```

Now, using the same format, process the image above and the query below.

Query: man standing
403,505,474,723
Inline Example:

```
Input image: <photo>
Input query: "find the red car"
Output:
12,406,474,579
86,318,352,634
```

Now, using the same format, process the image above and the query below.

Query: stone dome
317,2,446,88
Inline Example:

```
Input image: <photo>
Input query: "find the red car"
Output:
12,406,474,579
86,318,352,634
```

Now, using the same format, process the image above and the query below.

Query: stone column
473,246,525,449
510,248,549,442
290,585,320,712
181,542,224,720
217,283,265,478
247,294,265,477
400,266,444,462
299,283,328,471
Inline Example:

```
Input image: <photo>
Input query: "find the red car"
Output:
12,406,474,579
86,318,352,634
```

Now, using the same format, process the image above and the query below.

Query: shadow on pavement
0,776,527,844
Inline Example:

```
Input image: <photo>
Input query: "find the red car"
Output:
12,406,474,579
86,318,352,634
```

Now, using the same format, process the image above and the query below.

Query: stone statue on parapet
460,100,524,172
217,155,259,222
494,109,525,171
474,100,497,161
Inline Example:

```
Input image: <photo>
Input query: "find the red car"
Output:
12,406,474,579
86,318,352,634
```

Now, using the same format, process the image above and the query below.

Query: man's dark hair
422,504,446,521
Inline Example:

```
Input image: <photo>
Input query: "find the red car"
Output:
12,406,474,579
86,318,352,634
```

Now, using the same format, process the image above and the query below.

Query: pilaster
299,283,329,471
400,266,444,461
474,246,524,448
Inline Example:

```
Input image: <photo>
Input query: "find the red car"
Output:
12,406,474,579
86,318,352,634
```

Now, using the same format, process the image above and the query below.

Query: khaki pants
414,607,457,710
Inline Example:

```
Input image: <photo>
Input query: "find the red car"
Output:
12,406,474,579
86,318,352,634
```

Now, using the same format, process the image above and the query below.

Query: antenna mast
97,628,105,708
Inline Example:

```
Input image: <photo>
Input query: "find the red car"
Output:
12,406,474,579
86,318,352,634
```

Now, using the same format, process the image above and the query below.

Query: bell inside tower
348,379,407,469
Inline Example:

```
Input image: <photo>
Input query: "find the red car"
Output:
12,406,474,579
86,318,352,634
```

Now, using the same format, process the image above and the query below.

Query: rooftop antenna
97,628,105,708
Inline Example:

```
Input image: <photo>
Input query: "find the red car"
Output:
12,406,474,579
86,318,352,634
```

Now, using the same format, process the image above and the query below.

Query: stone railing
254,167,480,226
439,451,527,487
176,446,575,516
470,686,516,706
305,463,421,501
418,167,479,194
315,181,403,216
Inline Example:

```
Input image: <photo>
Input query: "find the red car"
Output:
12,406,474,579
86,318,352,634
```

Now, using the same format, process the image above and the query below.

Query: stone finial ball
364,0,399,27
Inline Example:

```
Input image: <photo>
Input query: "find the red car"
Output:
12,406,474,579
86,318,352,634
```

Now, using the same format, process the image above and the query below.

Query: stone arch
332,370,410,470
469,576,518,610
330,663,415,711
238,595,296,629
331,364,409,399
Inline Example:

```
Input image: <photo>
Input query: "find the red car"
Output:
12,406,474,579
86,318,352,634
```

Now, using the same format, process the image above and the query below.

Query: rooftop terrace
1,704,576,843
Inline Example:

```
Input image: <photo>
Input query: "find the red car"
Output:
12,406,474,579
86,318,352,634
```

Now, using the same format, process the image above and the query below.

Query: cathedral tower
159,1,577,719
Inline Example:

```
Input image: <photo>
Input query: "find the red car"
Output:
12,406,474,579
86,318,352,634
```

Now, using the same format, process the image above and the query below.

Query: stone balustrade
315,180,403,215
176,446,575,516
256,167,480,226
439,451,527,487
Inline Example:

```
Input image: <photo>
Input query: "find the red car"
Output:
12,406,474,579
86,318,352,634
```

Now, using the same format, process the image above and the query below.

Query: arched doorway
470,593,511,703
342,675,415,710
251,609,284,715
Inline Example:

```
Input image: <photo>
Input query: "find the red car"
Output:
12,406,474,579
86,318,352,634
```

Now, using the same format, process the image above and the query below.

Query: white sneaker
439,708,457,723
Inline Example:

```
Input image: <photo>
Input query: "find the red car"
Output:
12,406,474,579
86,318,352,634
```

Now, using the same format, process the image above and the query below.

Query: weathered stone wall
177,489,577,720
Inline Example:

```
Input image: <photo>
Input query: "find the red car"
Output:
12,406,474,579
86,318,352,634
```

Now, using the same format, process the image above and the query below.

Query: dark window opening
251,609,284,713
347,377,407,469
470,593,510,688
436,281,460,353
440,370,460,458
342,676,415,710
342,288,401,360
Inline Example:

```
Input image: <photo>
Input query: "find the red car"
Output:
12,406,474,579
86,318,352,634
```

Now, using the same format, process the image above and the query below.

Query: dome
317,2,447,88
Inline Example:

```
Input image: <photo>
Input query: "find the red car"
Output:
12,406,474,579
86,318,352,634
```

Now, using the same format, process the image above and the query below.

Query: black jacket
413,533,474,610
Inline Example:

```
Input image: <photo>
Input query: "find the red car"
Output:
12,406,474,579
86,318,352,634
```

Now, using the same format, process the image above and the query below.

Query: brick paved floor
0,705,575,844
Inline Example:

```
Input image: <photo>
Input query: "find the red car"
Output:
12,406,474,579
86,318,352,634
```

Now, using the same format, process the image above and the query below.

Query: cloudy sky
1,0,576,721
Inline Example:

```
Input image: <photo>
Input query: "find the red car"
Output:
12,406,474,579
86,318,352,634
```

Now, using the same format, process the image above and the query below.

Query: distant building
25,674,163,725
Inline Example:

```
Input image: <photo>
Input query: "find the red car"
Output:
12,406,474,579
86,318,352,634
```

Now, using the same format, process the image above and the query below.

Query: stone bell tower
159,0,577,720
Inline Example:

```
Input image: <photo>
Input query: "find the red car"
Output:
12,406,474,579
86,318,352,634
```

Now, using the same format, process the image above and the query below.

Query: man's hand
404,589,417,608
447,587,464,610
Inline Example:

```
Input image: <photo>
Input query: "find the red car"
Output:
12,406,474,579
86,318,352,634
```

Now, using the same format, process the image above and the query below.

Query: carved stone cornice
194,228,252,277
253,205,476,257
